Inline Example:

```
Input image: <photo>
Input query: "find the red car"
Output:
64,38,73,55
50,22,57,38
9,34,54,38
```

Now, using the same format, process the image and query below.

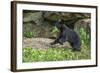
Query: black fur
51,19,81,51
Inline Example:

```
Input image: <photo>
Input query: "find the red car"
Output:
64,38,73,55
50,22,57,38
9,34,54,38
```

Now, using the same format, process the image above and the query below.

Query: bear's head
54,19,64,29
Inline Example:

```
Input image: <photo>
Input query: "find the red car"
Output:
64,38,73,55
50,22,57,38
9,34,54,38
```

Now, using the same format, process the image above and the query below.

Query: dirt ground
23,38,71,49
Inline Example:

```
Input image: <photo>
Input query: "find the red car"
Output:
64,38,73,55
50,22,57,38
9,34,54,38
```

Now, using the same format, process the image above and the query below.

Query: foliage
23,46,90,62
23,31,37,38
50,27,59,37
79,28,90,45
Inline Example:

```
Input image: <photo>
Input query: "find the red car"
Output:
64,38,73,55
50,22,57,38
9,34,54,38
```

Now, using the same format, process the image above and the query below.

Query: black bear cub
51,19,81,51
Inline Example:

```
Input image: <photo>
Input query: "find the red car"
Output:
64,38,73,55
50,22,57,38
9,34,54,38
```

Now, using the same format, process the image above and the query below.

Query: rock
23,12,43,25
23,11,91,38
74,18,91,33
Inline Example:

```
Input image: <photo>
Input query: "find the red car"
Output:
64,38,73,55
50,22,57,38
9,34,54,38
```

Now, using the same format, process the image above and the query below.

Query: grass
23,44,90,62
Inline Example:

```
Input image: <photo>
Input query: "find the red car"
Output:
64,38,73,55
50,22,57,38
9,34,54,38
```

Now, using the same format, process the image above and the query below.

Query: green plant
79,28,90,45
23,46,91,62
50,27,59,37
24,31,33,38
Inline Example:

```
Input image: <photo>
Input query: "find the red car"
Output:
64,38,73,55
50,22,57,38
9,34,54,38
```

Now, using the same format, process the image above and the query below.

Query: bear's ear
58,19,64,24
58,19,62,22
